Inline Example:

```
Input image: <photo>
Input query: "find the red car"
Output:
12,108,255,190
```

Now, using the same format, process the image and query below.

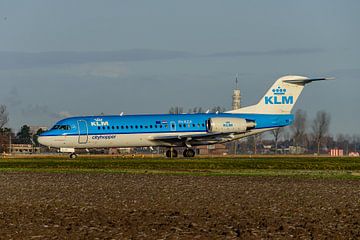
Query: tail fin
227,75,332,114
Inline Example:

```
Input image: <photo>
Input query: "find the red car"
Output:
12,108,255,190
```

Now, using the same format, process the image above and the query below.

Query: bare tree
210,106,226,113
168,106,184,114
291,109,307,147
312,111,331,154
0,105,10,153
0,105,9,129
247,133,262,154
271,128,283,154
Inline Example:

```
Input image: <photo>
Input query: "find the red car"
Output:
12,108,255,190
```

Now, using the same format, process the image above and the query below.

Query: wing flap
149,132,236,146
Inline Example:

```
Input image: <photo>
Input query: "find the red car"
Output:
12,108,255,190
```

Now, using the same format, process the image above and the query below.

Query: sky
0,0,359,136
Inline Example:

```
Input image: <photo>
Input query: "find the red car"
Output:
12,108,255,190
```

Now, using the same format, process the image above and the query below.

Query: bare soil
0,172,359,239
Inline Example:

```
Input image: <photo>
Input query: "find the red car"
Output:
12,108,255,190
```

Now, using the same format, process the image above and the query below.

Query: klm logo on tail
264,86,293,105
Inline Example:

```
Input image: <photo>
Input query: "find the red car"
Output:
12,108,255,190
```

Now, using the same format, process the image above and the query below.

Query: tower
232,75,241,110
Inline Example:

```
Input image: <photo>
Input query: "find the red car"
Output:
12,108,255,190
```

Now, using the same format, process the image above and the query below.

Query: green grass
1,156,360,179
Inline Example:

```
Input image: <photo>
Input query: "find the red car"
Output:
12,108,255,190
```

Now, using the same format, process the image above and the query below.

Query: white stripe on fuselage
40,128,274,149
40,132,206,148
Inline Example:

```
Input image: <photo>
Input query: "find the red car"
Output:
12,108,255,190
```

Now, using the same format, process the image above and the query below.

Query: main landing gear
69,153,78,159
165,148,178,158
165,148,196,158
183,148,195,158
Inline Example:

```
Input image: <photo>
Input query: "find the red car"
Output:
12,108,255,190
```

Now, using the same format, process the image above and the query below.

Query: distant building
330,148,344,157
285,146,307,154
349,152,360,157
232,89,241,110
232,76,241,110
196,144,228,155
5,144,40,154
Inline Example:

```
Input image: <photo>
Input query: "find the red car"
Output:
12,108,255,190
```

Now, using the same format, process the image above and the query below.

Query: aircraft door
77,120,88,144
170,121,176,131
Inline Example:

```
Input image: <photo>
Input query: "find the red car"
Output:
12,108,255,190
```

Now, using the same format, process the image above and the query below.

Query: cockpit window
52,125,70,130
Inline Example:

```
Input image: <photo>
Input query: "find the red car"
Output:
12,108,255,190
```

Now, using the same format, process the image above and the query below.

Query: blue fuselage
38,113,293,149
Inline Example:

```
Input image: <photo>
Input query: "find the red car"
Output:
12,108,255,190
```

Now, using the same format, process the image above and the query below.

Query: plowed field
0,172,359,239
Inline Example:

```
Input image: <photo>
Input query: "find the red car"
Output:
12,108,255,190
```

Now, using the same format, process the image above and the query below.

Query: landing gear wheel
69,153,77,159
165,149,178,158
183,148,195,158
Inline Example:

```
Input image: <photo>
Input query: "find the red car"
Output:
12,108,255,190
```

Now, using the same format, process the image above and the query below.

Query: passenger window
116,126,119,129
155,125,158,128
126,126,129,129
150,125,153,128
159,125,162,128
130,126,133,129
135,125,138,129
107,126,110,129
102,126,106,130
202,123,205,127
192,124,195,127
140,125,143,128
112,126,115,129
145,126,148,128
98,127,101,130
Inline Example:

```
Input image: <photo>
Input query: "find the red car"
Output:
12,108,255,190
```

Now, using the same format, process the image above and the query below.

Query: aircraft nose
37,136,49,147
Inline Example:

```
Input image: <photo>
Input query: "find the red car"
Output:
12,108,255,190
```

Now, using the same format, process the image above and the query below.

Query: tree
312,111,331,154
33,128,45,146
0,127,13,153
16,125,32,144
246,133,262,154
0,105,9,129
271,128,283,154
210,106,226,113
291,109,307,147
169,106,184,114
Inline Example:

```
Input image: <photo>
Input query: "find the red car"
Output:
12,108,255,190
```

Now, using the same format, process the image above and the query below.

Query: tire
166,149,178,158
69,153,77,159
183,149,195,158
166,150,171,158
187,149,195,157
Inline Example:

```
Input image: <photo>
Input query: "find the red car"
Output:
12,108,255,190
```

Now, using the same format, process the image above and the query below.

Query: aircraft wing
149,132,237,147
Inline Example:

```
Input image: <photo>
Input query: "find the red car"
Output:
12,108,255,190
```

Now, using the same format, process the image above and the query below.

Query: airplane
38,75,331,158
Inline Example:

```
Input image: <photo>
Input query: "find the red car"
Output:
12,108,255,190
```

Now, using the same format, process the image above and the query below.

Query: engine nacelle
207,117,256,133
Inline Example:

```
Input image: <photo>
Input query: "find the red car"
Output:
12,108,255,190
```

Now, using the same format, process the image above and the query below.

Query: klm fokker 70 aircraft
38,75,331,158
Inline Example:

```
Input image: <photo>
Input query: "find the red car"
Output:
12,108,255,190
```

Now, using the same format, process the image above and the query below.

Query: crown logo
94,118,103,121
272,86,286,95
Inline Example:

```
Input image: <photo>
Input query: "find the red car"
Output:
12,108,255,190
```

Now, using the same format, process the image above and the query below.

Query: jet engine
207,117,256,133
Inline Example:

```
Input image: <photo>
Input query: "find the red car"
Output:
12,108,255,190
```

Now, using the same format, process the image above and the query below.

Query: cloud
21,104,71,120
74,62,128,78
0,48,324,70
0,49,192,70
206,48,324,58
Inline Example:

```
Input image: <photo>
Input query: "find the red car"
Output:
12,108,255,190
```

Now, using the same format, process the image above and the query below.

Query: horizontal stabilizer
283,77,334,85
